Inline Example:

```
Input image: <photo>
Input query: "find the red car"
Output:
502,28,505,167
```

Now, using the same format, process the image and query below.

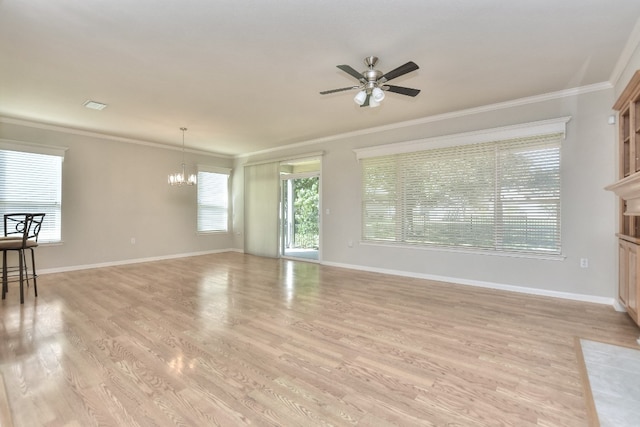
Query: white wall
237,88,618,300
0,120,235,271
0,79,626,300
616,31,640,97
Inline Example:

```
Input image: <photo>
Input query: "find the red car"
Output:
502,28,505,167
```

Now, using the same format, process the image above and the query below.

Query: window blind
243,162,279,257
197,166,230,232
361,133,562,255
0,149,63,243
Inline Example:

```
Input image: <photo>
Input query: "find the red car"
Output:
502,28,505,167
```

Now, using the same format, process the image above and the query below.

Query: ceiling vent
83,100,107,110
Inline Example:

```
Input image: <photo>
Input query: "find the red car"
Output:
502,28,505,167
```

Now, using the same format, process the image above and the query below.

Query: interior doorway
280,158,320,261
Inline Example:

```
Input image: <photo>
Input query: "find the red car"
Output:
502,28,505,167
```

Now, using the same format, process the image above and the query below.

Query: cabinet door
620,241,629,306
628,243,639,322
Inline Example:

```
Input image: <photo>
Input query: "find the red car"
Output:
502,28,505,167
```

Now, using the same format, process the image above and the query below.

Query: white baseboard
321,260,617,308
38,250,618,309
38,248,239,275
613,299,627,312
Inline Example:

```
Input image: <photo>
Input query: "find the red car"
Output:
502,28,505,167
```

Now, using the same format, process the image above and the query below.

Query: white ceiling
1,0,640,156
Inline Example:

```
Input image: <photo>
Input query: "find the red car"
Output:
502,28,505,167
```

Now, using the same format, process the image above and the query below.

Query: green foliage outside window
293,177,319,248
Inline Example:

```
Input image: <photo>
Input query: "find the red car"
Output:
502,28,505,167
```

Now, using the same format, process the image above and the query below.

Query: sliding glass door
280,161,320,261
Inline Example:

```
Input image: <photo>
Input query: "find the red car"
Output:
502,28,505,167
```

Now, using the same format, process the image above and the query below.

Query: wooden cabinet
607,70,640,336
617,81,640,179
607,71,640,218
619,240,638,324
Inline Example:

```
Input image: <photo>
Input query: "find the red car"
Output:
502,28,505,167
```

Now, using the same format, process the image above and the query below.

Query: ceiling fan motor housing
363,57,383,93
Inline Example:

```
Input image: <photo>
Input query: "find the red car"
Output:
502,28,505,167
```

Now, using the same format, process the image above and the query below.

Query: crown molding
2,79,612,161
240,81,611,159
0,116,232,159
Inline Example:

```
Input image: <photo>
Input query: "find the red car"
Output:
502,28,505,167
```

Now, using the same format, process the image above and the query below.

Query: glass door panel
281,175,319,261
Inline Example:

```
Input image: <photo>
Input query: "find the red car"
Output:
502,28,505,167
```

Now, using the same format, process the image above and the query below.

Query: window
357,119,567,256
197,166,230,232
0,141,65,243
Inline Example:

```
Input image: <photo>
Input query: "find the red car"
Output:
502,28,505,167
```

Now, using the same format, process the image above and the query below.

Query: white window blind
197,166,230,232
0,147,63,243
361,133,562,255
243,162,280,257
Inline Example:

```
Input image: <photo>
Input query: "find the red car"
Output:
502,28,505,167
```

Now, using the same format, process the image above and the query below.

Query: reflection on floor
283,248,318,260
580,339,640,427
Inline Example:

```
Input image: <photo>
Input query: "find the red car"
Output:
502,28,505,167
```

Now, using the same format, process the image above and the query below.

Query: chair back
3,213,46,246
28,213,45,243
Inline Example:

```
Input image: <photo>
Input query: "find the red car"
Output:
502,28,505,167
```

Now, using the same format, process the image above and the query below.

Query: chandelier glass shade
168,127,197,186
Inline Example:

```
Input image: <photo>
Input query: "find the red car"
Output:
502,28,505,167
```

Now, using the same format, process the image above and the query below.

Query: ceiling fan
320,56,420,108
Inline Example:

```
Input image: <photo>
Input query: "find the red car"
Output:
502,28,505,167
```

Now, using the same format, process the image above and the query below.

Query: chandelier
168,127,197,186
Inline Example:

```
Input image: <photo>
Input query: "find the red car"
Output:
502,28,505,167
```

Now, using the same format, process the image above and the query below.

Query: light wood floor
1,252,639,426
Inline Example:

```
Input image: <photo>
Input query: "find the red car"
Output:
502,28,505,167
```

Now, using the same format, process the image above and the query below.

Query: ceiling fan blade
337,64,365,81
383,85,421,97
360,94,370,107
319,86,358,95
379,61,419,82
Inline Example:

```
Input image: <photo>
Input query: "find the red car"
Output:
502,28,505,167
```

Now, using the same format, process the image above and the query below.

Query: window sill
360,241,566,261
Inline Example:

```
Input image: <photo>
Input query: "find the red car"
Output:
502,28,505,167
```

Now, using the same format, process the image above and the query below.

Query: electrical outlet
580,258,588,268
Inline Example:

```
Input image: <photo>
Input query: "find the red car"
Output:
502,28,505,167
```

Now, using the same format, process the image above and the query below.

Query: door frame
279,167,321,262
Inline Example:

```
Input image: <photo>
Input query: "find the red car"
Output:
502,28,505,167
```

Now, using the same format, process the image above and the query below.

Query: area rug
577,338,640,427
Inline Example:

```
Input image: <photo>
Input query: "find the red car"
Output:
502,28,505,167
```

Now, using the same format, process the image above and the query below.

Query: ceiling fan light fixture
354,90,367,106
321,56,420,108
372,87,385,102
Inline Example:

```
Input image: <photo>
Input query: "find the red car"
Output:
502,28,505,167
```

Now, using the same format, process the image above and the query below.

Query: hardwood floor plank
1,252,639,425
0,370,14,427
